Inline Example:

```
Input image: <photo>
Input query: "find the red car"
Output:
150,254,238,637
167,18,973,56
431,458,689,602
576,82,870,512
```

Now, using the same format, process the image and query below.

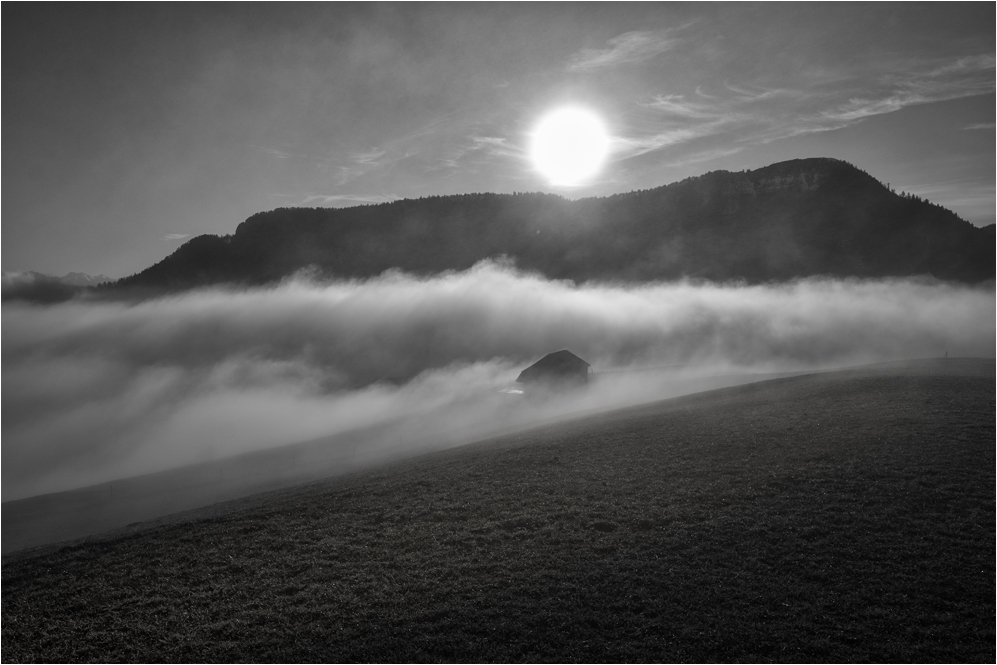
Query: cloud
3,261,993,501
613,127,720,159
351,148,387,165
427,133,529,176
618,53,997,162
162,233,190,241
332,114,467,184
646,94,719,119
469,135,524,159
779,55,994,132
655,147,745,169
330,148,391,185
252,144,335,166
925,53,996,78
253,146,293,159
298,193,400,206
964,122,995,130
567,30,679,72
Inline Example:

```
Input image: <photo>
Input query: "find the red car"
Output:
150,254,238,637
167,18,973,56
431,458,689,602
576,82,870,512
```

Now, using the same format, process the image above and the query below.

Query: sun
529,107,610,186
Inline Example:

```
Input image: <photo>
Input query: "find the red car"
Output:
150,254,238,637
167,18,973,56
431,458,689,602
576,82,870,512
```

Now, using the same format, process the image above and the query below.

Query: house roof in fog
516,350,590,383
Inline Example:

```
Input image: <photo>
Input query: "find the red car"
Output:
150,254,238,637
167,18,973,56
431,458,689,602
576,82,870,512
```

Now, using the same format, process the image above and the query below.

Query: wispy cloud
655,147,745,169
470,136,523,159
773,53,995,139
821,95,917,123
614,126,723,159
332,113,469,185
646,94,718,119
925,53,996,78
616,53,997,162
351,148,387,165
255,146,292,159
428,133,528,176
567,30,679,72
722,82,791,100
162,233,190,241
251,144,334,165
298,193,400,206
334,149,392,186
964,122,995,130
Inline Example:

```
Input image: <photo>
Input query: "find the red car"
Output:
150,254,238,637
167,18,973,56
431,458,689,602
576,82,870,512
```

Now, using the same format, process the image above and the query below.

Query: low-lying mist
3,261,994,501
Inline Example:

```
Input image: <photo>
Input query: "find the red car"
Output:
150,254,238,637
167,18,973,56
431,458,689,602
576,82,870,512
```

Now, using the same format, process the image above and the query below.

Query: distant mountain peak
57,272,112,287
2,270,112,302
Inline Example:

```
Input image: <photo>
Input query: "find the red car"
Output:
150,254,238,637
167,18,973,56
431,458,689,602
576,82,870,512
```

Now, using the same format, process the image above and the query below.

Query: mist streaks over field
3,261,993,500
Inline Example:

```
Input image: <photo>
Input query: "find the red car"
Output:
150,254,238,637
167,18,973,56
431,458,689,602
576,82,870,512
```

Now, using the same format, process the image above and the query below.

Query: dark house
516,350,590,387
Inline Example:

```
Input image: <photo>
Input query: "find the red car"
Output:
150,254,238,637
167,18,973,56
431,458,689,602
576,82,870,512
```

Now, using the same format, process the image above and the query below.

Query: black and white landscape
3,4,994,663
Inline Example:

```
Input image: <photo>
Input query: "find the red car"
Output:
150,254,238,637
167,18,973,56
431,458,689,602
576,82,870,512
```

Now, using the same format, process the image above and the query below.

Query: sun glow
529,107,610,186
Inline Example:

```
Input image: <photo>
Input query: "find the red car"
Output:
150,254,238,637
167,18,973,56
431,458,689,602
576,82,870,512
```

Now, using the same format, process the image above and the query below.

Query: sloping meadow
3,260,994,500
3,359,993,662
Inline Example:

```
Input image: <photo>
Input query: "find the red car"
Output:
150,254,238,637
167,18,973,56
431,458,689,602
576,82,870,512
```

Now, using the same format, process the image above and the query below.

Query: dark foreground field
3,358,994,663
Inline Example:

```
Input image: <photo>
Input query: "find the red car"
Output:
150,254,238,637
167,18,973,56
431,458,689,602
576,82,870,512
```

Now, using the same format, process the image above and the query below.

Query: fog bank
3,261,993,500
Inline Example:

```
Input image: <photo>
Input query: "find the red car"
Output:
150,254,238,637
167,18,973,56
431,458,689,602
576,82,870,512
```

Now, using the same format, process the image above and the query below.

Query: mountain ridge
69,158,997,296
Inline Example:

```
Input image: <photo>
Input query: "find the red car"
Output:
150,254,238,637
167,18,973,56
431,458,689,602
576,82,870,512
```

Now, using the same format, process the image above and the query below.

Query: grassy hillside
2,358,994,662
1,370,807,555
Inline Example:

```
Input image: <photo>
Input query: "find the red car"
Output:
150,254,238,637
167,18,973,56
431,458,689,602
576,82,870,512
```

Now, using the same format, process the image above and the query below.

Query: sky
4,3,994,278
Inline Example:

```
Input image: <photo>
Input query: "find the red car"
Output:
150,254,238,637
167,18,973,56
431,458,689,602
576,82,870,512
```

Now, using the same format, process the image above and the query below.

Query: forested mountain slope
110,158,995,292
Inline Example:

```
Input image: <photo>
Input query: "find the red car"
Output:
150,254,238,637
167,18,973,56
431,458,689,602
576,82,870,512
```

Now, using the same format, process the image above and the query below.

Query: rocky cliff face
730,170,825,196
105,157,992,296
